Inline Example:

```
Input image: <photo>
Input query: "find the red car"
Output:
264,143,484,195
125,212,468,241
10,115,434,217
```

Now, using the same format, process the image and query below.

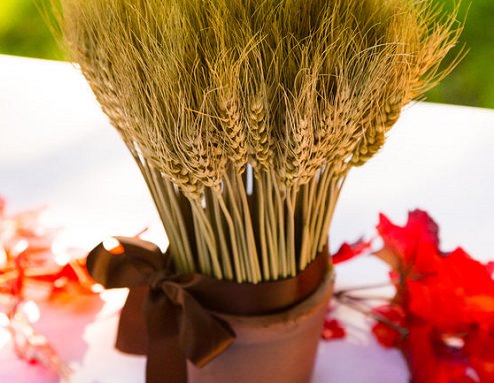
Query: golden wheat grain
248,91,272,171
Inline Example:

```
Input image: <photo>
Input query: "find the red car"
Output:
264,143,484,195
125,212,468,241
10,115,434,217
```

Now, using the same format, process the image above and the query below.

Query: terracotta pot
187,271,334,383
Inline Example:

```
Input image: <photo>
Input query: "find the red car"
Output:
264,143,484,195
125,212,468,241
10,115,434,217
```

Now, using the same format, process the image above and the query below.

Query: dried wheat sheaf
54,0,463,282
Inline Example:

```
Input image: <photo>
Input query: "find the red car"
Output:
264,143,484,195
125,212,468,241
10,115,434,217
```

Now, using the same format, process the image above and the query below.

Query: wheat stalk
53,0,463,282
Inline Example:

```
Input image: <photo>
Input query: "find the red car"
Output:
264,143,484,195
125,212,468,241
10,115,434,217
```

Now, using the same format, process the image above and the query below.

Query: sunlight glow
102,238,124,255
20,300,41,324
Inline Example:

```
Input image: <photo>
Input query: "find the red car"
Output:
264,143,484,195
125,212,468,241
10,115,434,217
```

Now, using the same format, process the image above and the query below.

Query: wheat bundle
54,0,462,283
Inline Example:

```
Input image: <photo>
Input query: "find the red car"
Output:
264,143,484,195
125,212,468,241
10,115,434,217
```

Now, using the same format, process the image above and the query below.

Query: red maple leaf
375,210,443,280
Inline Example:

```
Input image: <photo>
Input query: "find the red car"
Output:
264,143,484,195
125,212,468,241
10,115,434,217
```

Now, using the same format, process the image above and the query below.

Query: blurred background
0,0,492,108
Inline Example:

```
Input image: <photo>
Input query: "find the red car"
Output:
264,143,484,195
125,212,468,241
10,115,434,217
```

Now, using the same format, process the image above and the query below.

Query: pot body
187,271,334,383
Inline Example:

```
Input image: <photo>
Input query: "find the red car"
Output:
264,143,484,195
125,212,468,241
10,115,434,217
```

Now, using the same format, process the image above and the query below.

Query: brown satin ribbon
86,236,329,383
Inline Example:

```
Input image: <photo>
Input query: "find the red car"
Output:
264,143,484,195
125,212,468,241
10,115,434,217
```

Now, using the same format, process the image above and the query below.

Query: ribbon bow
87,236,329,383
87,237,235,383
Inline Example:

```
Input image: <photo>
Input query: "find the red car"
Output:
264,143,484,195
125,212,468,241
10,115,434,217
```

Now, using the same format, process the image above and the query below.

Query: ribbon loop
87,236,164,289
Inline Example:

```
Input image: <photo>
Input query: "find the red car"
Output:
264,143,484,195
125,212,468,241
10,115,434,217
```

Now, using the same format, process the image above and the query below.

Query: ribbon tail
145,289,187,383
116,286,149,355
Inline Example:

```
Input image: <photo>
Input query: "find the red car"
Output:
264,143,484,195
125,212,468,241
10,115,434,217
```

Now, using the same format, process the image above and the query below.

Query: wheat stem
286,186,297,277
191,207,211,276
271,170,287,278
317,176,346,253
191,199,223,279
299,177,316,270
208,189,234,280
223,174,254,282
216,191,245,282
307,166,334,267
163,178,195,272
235,172,262,283
134,156,186,270
264,171,279,278
254,174,271,280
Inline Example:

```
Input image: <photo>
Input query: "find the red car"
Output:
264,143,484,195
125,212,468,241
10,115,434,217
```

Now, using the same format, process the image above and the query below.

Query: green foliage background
0,0,492,108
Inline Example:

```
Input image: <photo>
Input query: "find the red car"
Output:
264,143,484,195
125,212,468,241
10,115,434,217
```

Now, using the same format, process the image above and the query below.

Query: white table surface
1,54,494,382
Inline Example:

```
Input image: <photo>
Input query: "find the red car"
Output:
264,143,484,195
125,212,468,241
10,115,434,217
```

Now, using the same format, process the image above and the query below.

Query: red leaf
376,210,442,276
321,319,346,341
371,305,406,348
403,323,475,383
332,239,371,265
370,210,494,383
486,262,494,278
372,322,403,348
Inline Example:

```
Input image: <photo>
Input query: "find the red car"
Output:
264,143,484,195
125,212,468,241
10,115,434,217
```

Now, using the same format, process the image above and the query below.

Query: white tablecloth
1,54,494,382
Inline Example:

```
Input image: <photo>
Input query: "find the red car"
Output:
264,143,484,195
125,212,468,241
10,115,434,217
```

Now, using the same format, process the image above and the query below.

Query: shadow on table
313,336,409,383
